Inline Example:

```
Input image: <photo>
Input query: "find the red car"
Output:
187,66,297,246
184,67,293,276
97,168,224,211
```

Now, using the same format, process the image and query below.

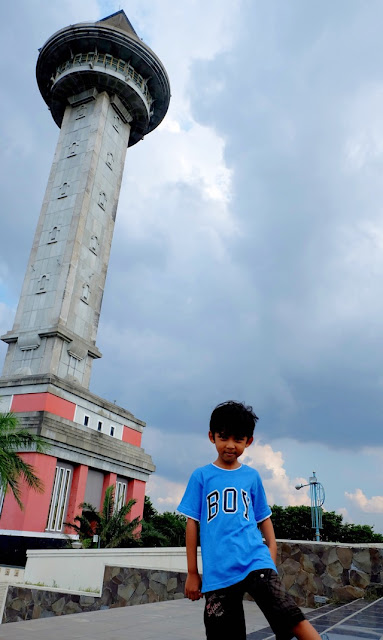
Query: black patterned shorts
204,569,305,640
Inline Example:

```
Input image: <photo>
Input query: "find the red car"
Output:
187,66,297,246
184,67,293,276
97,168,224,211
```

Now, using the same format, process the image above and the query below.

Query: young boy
177,401,322,640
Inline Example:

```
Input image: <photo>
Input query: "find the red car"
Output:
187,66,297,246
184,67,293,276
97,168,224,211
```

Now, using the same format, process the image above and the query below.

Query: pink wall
126,478,146,529
0,453,57,531
64,464,88,533
100,472,117,510
122,425,142,447
11,393,76,421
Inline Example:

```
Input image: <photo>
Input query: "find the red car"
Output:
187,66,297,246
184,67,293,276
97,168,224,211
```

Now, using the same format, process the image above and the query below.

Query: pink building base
0,375,154,543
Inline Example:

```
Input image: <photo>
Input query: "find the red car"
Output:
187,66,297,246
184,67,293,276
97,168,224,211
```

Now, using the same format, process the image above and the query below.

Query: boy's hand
185,571,202,600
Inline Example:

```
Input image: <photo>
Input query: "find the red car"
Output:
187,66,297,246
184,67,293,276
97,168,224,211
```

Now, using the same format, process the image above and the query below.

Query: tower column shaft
2,91,130,387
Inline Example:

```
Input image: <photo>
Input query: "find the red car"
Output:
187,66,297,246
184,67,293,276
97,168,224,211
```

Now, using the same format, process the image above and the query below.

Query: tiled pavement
0,597,382,640
0,599,268,640
248,598,383,640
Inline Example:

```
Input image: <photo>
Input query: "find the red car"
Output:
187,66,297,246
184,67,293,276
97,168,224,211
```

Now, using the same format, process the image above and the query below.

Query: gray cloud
176,0,383,447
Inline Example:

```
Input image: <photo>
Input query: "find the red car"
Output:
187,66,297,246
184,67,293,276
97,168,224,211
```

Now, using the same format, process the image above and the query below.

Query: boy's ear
208,431,215,443
245,436,254,448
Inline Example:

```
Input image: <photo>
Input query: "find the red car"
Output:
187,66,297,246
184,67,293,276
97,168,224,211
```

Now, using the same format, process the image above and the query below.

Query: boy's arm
259,516,277,565
185,518,202,600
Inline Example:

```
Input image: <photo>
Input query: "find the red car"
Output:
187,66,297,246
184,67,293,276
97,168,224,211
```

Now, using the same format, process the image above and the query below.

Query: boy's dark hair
209,401,258,440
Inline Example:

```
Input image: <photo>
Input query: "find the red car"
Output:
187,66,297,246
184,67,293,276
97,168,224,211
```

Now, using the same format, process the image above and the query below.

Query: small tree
0,411,48,509
270,505,313,540
337,523,383,544
65,485,140,548
139,496,187,547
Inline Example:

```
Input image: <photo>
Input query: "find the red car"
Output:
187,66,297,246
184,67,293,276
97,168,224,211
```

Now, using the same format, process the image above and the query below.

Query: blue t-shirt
177,463,276,592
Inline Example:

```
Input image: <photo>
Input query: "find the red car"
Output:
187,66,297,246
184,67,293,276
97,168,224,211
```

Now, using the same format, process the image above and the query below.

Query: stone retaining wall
3,567,186,624
276,542,383,607
3,542,383,622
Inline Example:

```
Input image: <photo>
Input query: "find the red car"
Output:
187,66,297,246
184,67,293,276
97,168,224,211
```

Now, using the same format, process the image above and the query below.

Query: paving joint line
321,597,383,634
307,599,364,622
252,599,366,640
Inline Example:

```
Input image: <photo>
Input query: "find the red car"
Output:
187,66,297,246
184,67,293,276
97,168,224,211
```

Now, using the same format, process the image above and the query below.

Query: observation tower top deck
36,10,171,146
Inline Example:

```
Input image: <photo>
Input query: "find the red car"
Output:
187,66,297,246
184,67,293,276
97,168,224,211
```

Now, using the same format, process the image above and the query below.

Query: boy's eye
217,435,246,443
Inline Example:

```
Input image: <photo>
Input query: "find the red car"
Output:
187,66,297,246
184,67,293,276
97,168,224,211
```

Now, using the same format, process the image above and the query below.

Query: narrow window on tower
37,274,49,293
110,426,115,437
90,235,99,255
113,114,120,132
81,283,90,303
48,226,59,243
67,141,79,157
75,104,87,119
83,415,90,427
98,192,107,210
97,421,103,432
58,182,69,198
106,152,114,170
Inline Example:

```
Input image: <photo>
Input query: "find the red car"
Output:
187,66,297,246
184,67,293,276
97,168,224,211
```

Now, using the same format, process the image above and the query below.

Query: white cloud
114,0,237,223
345,489,383,514
343,84,383,173
120,120,233,211
243,442,310,508
336,507,353,523
145,475,187,513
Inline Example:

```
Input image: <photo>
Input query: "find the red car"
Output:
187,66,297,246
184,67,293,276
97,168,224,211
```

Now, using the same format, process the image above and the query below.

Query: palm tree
0,411,48,509
65,485,141,548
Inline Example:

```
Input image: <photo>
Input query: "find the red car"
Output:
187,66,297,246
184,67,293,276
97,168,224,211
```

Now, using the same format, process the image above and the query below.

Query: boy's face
209,431,253,469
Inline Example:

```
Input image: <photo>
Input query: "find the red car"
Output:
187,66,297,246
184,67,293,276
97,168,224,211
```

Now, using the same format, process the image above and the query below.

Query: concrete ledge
24,547,201,593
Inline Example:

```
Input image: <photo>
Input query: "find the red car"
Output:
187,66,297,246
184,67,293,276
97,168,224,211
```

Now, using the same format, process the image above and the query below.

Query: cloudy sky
1,0,383,534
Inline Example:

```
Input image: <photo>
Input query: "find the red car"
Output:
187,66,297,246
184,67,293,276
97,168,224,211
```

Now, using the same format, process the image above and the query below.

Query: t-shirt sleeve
251,472,272,524
177,470,202,522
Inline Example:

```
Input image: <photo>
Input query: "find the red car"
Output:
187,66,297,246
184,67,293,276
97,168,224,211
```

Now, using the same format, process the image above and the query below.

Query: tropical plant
0,411,48,509
65,485,141,548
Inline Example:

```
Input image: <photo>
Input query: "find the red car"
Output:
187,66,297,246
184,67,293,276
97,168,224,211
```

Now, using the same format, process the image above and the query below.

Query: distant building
0,10,170,559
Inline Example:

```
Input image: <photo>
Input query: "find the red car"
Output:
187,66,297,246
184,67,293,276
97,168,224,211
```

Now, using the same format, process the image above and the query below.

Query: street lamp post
295,471,325,542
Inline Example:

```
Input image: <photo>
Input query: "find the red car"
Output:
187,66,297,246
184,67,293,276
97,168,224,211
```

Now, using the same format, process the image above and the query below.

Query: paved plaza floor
247,597,383,640
0,599,268,640
0,596,382,640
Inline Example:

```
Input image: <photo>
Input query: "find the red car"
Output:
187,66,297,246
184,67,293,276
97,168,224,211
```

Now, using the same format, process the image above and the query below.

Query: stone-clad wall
3,543,383,623
3,567,186,624
276,542,383,607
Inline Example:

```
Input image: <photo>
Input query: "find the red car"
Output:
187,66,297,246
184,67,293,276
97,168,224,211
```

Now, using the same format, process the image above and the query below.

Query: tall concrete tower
0,11,170,559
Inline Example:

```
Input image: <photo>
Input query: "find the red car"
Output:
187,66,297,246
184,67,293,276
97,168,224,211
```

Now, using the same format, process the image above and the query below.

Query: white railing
54,52,153,107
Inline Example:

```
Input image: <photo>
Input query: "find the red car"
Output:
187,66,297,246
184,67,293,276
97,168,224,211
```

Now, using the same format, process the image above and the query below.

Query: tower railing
53,52,153,107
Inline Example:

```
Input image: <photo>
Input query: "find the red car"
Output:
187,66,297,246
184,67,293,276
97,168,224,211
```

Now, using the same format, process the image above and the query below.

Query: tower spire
98,10,138,36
